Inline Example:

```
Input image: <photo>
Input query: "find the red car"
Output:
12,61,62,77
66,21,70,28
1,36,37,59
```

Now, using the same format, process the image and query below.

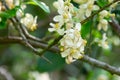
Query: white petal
48,28,55,32
93,5,100,10
103,33,107,41
65,56,74,64
61,49,70,57
33,16,37,25
53,1,59,9
53,15,62,22
76,40,82,47
49,23,55,27
75,23,81,31
57,28,64,35
80,4,87,9
86,9,91,17
65,38,73,47
97,23,102,31
79,44,85,52
72,52,82,59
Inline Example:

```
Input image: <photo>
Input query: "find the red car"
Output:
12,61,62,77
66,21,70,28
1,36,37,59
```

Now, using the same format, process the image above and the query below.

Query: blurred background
0,0,120,80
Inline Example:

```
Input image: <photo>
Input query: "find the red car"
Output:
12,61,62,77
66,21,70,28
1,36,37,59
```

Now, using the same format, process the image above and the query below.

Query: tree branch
0,37,120,75
1,0,120,76
81,0,120,24
109,18,120,37
81,55,120,75
0,66,14,80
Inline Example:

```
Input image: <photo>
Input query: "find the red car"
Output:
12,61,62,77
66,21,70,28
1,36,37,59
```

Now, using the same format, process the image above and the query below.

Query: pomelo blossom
5,0,14,9
98,19,108,31
84,0,99,17
98,33,109,49
60,23,86,64
74,0,99,21
48,23,64,35
20,13,38,31
48,0,74,35
94,33,109,49
16,4,26,18
98,10,108,31
108,0,120,9
79,0,99,17
97,10,115,31
99,10,109,19
49,0,87,63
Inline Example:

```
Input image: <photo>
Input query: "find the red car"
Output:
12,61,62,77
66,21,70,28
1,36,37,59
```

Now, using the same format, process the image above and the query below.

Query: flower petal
61,48,70,57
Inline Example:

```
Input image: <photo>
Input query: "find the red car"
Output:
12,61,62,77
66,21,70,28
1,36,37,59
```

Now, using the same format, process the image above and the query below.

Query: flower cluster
15,2,38,31
97,10,115,48
20,13,38,31
60,23,86,63
49,0,87,63
97,10,115,31
97,10,109,31
75,0,99,18
98,33,109,49
0,0,38,31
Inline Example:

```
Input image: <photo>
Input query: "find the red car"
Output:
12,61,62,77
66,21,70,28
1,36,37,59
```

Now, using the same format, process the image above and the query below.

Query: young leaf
0,17,7,29
96,0,108,7
26,0,50,13
0,6,19,18
0,6,19,29
81,20,92,38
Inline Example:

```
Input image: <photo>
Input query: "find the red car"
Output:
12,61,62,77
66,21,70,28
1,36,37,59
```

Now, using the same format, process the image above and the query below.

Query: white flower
49,0,74,35
5,0,14,9
60,23,86,64
79,0,99,17
99,10,109,19
53,12,72,25
86,1,99,17
49,0,87,64
53,0,64,14
48,23,64,35
16,9,24,18
77,7,86,21
16,5,26,18
98,19,108,31
20,13,37,31
98,33,109,49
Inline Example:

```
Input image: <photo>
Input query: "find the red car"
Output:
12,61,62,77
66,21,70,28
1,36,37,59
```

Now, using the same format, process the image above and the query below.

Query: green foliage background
0,0,120,80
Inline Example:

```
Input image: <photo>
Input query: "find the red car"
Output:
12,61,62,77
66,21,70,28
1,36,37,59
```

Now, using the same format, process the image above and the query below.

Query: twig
39,35,62,56
81,55,120,75
1,0,120,76
0,37,120,75
39,0,120,56
0,66,14,80
109,17,120,37
16,18,46,43
0,36,59,52
2,0,44,56
80,0,120,24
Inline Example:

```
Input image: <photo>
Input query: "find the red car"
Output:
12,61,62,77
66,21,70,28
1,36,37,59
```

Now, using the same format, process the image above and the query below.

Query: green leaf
0,6,19,29
81,20,92,38
92,30,102,39
0,6,19,18
36,51,65,72
26,0,50,13
96,0,108,7
0,18,7,29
